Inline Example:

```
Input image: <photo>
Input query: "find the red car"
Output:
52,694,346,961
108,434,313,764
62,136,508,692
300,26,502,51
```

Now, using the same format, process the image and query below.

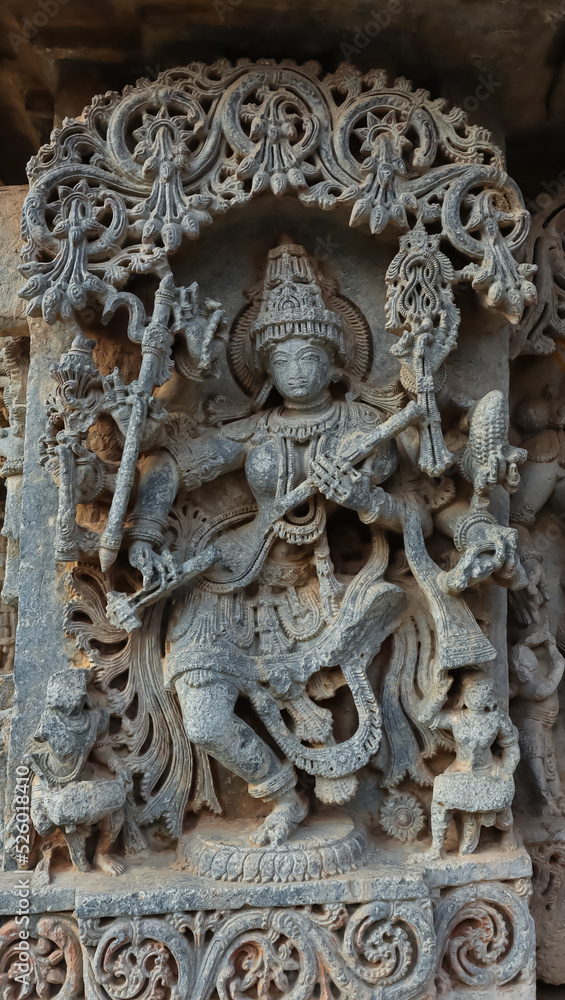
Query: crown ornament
252,242,346,359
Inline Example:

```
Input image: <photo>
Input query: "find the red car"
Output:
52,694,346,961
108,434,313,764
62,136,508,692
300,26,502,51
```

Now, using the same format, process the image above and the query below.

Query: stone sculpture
422,673,519,860
510,629,565,815
28,669,133,876
506,181,565,983
35,236,529,871
0,61,544,999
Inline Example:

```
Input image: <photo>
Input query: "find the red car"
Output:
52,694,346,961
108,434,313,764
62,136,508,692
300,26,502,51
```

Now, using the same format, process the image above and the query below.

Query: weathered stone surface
0,188,29,338
1,51,564,999
507,184,565,988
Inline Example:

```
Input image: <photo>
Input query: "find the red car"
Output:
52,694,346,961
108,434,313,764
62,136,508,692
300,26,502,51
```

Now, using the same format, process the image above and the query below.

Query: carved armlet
453,510,497,552
125,512,167,548
358,489,397,525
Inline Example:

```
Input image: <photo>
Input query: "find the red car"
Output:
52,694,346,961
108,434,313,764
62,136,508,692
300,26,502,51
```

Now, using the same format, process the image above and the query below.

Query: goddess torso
163,400,402,693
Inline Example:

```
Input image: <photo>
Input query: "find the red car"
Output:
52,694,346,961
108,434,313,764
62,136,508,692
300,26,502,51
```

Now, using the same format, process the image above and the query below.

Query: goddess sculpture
99,241,526,849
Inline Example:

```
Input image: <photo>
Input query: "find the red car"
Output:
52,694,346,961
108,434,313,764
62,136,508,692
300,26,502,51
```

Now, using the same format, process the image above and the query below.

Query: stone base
174,812,367,883
0,844,536,999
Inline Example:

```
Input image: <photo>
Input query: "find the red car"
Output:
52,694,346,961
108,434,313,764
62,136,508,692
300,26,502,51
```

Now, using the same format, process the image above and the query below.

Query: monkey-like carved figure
28,670,134,876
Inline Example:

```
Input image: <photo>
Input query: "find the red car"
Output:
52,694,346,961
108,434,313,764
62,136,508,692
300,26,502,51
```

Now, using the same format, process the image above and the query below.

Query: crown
252,242,345,357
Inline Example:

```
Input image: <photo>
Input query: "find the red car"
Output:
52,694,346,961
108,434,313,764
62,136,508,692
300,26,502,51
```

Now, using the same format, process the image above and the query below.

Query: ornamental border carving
19,59,535,332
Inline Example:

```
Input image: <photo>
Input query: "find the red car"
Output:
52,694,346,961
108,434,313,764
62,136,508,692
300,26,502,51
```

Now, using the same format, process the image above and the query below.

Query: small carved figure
510,627,565,815
28,670,132,876
421,674,520,860
510,381,565,529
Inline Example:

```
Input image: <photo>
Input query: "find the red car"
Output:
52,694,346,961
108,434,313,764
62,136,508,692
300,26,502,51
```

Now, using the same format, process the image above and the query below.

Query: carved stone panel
507,183,565,985
0,59,549,1000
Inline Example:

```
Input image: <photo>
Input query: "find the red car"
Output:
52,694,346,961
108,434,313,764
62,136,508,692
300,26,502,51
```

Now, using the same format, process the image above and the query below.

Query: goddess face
268,337,333,405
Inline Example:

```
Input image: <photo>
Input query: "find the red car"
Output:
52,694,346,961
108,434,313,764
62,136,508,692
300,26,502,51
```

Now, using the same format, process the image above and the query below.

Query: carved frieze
0,885,534,1000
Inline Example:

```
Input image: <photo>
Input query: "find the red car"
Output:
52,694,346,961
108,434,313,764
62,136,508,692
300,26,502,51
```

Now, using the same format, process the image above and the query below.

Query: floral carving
232,80,320,196
20,61,533,330
131,104,211,249
434,882,535,994
80,903,435,1000
20,180,126,326
87,918,192,1000
528,842,565,983
379,792,425,842
0,914,83,1000
348,109,415,234
11,66,541,997
510,195,565,357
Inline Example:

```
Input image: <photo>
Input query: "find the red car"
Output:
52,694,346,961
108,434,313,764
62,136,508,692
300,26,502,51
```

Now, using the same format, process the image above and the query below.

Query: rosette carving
87,918,193,1000
0,914,83,1000
434,881,535,994
342,901,435,995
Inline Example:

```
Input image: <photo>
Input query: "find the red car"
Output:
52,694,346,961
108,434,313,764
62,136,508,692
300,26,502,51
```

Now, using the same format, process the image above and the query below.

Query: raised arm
497,712,520,775
128,449,179,549
127,449,180,588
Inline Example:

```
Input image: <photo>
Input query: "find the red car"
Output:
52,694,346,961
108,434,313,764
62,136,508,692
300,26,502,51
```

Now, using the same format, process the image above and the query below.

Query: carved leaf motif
90,918,193,1000
435,882,535,992
65,566,220,838
510,200,565,357
20,61,531,332
79,903,439,1000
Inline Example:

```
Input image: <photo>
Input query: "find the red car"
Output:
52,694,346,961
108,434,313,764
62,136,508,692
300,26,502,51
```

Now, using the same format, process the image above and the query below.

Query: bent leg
65,826,90,872
177,678,279,782
94,809,125,876
426,802,451,860
175,677,307,845
496,806,518,851
460,812,482,855
524,755,559,814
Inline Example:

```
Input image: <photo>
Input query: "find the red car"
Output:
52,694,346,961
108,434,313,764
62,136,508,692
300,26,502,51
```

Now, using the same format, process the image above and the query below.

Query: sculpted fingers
310,456,336,496
488,451,500,485
161,548,180,583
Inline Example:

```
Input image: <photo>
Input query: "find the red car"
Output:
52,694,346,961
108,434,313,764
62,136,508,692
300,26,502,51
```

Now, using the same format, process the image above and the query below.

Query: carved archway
20,60,534,329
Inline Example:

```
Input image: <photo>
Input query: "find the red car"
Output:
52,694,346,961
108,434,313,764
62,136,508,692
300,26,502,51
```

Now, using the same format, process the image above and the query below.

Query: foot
94,852,125,876
408,845,446,864
251,790,308,847
498,825,518,852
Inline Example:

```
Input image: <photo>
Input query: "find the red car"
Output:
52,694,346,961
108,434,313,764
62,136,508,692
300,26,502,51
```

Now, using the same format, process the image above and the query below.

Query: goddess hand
475,443,527,495
102,370,166,439
439,524,526,593
102,369,135,436
310,455,371,510
129,541,179,590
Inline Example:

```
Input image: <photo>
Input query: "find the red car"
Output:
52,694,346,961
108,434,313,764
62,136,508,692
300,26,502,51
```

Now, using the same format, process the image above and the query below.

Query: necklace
268,403,340,442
